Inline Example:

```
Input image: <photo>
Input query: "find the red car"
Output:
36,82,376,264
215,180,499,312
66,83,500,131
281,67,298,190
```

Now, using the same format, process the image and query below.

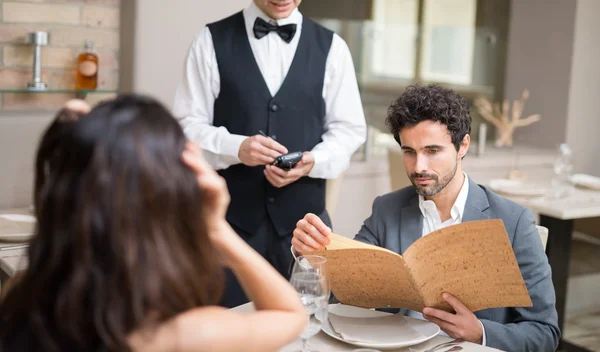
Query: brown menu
311,219,532,312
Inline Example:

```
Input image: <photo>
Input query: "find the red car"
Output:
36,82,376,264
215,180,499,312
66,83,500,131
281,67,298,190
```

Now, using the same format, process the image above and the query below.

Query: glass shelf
0,89,118,97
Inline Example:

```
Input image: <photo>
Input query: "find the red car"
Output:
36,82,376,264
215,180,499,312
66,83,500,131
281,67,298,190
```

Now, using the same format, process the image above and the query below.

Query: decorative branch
473,89,541,147
515,114,541,127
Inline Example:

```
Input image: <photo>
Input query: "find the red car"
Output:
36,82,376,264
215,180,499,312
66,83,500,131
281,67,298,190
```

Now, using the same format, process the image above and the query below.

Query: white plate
322,304,439,350
0,214,35,243
570,174,600,191
0,233,33,242
488,179,547,197
0,214,36,223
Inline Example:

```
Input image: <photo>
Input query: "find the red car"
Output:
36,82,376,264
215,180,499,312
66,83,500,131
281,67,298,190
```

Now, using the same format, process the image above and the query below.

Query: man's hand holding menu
292,215,533,345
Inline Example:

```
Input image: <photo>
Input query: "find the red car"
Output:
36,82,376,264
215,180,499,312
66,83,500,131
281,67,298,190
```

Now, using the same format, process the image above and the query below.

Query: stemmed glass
290,255,330,352
551,143,574,199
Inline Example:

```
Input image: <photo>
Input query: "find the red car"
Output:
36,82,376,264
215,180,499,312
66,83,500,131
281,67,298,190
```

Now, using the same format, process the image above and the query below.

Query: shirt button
270,104,278,112
268,197,275,204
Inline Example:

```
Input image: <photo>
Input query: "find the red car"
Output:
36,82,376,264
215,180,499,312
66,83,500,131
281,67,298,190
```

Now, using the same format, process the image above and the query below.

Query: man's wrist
478,319,486,345
304,164,314,176
303,152,315,176
223,134,247,161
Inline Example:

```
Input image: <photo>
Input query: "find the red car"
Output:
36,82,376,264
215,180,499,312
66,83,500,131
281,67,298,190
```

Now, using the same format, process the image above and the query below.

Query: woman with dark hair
0,95,306,352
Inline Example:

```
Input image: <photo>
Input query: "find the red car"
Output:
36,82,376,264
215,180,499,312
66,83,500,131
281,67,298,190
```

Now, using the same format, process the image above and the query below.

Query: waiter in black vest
173,0,366,307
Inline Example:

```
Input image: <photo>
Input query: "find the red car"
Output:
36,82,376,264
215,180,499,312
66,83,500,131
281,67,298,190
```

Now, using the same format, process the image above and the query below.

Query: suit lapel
400,193,423,254
399,179,490,254
463,178,491,222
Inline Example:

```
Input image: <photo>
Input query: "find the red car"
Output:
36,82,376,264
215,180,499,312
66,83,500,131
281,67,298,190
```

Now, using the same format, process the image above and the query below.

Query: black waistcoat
207,12,333,235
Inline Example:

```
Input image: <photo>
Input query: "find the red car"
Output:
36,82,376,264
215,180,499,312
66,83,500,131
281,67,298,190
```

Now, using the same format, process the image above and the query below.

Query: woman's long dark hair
0,95,224,351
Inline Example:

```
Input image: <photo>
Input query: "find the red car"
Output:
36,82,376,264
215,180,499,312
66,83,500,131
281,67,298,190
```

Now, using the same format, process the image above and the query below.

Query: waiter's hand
264,152,314,188
239,134,288,166
291,213,331,253
422,293,483,345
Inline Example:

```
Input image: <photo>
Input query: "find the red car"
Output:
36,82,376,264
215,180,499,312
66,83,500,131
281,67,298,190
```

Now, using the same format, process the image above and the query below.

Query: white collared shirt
411,173,487,345
419,171,470,237
173,1,366,178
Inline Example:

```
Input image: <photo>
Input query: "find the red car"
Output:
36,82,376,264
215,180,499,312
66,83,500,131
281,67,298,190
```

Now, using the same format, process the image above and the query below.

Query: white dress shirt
173,1,366,179
418,172,470,237
410,173,487,345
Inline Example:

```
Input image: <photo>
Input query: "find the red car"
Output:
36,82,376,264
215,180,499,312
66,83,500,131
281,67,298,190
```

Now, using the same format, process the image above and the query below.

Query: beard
409,161,458,197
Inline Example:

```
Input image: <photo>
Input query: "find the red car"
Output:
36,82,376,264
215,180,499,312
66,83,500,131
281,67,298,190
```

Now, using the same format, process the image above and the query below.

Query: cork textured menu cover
312,219,532,312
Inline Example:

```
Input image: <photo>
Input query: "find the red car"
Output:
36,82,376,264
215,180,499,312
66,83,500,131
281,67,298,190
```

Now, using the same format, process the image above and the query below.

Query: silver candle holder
27,31,49,91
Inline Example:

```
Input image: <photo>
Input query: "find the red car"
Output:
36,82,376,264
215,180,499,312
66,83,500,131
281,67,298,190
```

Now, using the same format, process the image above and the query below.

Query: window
367,0,418,80
421,0,477,84
365,0,477,85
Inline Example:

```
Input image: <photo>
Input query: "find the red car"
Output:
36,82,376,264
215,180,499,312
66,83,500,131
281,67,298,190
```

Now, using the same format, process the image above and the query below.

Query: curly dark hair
385,84,471,151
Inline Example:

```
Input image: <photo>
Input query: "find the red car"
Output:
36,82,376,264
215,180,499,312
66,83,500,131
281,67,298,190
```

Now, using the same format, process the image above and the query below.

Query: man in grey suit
292,85,559,352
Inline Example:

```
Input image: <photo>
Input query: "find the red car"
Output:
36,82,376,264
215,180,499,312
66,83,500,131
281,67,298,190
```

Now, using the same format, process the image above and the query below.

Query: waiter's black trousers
219,211,331,308
219,217,294,308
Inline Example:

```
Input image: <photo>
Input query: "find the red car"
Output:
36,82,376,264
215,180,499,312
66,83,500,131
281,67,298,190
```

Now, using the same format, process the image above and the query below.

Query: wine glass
291,255,330,352
292,255,328,279
551,143,574,199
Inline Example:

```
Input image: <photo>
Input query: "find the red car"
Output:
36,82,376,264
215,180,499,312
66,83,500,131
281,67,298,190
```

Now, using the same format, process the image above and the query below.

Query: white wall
504,0,600,176
565,0,600,176
120,0,249,108
503,0,577,149
0,111,55,209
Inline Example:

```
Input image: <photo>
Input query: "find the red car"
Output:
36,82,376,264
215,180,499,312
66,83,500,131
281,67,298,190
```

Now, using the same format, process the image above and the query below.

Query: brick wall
0,0,120,110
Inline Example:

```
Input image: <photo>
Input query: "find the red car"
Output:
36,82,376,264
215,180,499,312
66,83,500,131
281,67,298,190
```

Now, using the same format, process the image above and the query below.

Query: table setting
324,304,440,350
0,208,33,292
234,255,502,352
484,160,600,351
485,143,600,205
0,212,36,248
487,173,600,198
0,208,34,249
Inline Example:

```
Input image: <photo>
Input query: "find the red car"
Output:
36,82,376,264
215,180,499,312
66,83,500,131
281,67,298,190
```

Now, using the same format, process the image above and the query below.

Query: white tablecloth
232,303,503,352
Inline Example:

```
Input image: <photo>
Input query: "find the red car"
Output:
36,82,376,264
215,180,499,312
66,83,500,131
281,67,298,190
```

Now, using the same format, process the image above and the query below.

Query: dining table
0,208,32,292
2,176,599,352
231,303,503,352
493,179,600,352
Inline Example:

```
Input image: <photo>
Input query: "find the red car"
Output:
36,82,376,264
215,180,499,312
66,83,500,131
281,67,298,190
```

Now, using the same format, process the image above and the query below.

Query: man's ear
459,134,470,158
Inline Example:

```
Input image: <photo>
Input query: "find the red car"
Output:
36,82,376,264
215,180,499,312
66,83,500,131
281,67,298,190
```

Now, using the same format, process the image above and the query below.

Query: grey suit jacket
354,178,560,352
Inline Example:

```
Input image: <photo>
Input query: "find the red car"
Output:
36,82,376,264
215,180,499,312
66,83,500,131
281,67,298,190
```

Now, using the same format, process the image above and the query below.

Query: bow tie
253,17,297,43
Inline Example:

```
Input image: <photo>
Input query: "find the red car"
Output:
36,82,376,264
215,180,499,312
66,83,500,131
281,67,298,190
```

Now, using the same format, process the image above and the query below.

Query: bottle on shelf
76,40,99,90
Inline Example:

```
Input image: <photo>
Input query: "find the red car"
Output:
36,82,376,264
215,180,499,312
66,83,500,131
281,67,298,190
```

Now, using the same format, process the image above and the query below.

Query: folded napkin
488,179,547,197
0,216,35,242
571,174,600,190
328,312,425,344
